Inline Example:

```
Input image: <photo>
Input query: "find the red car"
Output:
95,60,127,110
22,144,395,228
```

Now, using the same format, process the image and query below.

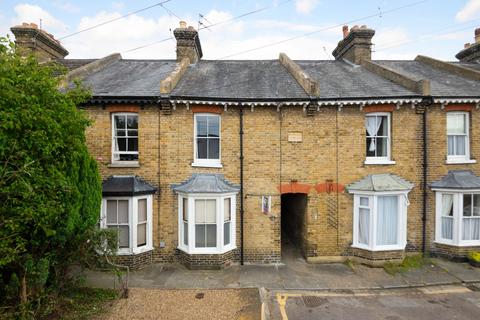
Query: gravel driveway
99,288,261,320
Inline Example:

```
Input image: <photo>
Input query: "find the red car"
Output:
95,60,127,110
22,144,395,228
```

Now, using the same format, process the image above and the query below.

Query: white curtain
358,208,369,245
463,218,480,240
376,196,398,246
365,116,382,152
441,194,454,240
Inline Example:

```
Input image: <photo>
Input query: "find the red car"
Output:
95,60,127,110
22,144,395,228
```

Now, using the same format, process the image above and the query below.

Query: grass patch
468,252,480,262
0,287,118,320
344,258,356,271
384,255,432,275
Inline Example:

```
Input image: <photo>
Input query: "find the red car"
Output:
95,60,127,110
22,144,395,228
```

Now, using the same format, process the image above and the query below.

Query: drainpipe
240,105,244,265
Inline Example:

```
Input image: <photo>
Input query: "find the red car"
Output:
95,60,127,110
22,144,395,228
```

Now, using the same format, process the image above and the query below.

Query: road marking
276,294,289,320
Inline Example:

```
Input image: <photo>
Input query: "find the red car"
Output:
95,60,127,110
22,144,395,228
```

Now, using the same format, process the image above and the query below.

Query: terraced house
11,21,480,269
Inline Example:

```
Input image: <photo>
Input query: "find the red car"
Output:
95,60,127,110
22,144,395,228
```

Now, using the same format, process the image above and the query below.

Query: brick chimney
173,21,202,64
10,23,69,62
332,25,375,64
455,28,480,63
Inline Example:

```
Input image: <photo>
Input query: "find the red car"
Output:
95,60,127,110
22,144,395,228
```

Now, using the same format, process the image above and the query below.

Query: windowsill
191,161,223,168
434,240,480,247
177,245,236,255
108,162,140,168
364,159,396,165
117,246,153,255
351,244,405,252
445,158,477,165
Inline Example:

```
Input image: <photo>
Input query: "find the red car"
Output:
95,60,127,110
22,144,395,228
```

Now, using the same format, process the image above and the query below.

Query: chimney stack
10,22,69,62
456,28,480,63
332,25,375,64
173,21,202,64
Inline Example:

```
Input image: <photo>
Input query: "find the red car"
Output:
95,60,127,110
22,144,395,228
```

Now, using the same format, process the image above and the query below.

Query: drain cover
302,296,327,308
195,293,205,299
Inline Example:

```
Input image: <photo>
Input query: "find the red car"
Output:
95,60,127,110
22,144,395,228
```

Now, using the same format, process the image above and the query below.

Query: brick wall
84,102,480,269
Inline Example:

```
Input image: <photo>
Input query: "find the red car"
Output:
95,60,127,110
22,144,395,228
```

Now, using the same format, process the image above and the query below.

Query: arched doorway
281,193,307,261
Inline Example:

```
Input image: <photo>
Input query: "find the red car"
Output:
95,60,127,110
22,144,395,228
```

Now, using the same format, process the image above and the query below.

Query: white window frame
434,189,480,246
364,112,395,165
192,113,222,168
177,193,236,254
446,112,476,164
100,195,153,255
352,191,409,251
111,113,139,165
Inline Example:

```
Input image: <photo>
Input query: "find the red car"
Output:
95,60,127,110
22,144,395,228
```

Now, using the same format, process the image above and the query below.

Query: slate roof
81,59,178,97
430,170,480,190
56,58,96,70
172,173,240,194
296,60,417,99
102,176,157,196
376,60,480,97
171,60,308,100
347,174,414,192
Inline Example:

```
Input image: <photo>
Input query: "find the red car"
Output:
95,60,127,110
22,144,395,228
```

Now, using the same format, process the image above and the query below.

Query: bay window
178,194,236,254
447,112,472,163
193,113,221,168
112,113,138,163
365,113,394,165
435,191,480,245
352,192,408,251
101,195,153,254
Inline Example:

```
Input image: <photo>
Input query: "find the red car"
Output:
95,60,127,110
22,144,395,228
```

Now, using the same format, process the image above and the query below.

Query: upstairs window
447,112,471,163
112,113,138,163
193,114,221,167
365,113,392,164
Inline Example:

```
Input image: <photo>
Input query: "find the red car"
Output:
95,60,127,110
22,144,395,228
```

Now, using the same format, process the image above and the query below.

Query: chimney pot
475,27,480,43
179,21,187,28
342,25,349,38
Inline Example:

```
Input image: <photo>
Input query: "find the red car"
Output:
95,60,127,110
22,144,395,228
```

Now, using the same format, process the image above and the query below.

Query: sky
0,0,479,60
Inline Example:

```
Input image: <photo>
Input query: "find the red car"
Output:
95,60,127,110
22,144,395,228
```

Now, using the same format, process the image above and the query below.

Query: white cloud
12,4,67,33
52,1,81,13
295,0,320,14
456,0,480,22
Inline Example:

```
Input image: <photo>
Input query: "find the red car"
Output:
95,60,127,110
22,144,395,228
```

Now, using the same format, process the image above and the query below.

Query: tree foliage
0,37,104,316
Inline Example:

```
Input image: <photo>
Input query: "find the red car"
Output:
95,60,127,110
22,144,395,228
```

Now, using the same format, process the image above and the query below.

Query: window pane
447,136,455,156
183,221,188,245
127,115,138,129
378,116,388,136
207,116,219,137
115,115,126,129
442,194,454,217
118,226,129,248
196,116,208,137
137,223,146,246
138,199,147,222
197,138,207,159
366,137,375,157
376,137,388,157
208,138,220,159
107,200,117,223
127,138,138,152
462,218,480,240
442,217,453,240
463,194,473,216
195,224,206,247
118,200,129,223
206,224,216,247
376,196,398,246
360,197,369,207
454,136,466,156
116,130,126,137
127,129,138,137
224,222,230,245
224,198,231,221
447,113,466,134
195,200,206,223
116,138,127,152
205,199,216,223
474,195,480,216
182,198,188,221
358,208,369,245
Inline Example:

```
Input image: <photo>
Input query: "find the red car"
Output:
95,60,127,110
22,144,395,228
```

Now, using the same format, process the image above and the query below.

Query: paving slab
433,258,480,283
353,264,409,288
400,264,460,286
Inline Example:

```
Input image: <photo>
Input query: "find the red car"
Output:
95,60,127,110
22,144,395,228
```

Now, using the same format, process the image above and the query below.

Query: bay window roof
430,170,480,190
347,173,414,192
102,176,157,196
172,173,239,194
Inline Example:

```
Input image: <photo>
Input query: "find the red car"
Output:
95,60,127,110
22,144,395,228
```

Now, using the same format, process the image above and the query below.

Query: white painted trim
364,112,393,163
445,158,477,164
111,112,139,164
446,112,472,162
364,159,396,165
